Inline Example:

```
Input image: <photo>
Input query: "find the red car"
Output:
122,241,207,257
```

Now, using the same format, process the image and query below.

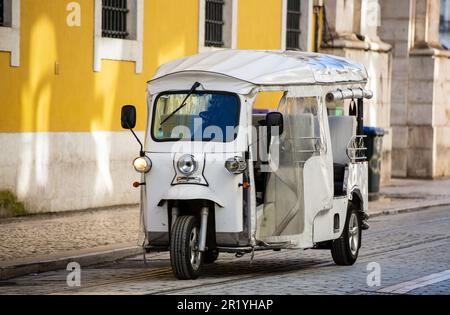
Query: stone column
407,0,450,178
322,0,393,185
379,0,412,177
412,0,442,49
380,0,450,178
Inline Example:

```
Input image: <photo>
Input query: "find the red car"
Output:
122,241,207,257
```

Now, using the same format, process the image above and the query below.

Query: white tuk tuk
121,50,371,280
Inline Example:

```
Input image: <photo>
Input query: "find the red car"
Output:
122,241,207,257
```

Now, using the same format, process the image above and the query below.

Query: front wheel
170,216,203,280
331,206,361,266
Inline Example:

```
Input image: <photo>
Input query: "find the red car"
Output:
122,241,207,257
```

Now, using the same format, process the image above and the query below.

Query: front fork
198,207,209,253
171,205,209,253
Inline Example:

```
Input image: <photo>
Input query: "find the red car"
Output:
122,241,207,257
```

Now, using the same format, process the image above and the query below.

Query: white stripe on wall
0,131,145,213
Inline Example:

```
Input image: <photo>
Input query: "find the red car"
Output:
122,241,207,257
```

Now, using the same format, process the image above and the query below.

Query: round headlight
225,157,247,175
177,155,198,176
133,156,152,173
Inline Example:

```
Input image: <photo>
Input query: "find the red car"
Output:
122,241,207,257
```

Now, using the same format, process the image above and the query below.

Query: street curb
0,246,142,281
369,199,450,218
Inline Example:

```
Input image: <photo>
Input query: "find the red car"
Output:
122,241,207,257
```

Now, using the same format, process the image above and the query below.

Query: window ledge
0,28,20,67
409,47,450,58
198,46,228,53
0,0,20,67
94,37,143,73
323,33,392,53
93,0,144,74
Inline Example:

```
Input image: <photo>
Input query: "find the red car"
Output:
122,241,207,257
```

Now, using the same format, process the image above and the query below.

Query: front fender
159,184,225,208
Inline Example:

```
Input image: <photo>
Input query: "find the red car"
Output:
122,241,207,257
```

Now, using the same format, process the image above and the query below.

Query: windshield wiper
160,82,201,126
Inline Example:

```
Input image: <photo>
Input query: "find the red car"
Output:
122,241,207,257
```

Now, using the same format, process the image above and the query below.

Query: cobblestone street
1,178,449,268
1,205,449,295
0,207,140,262
2,0,450,303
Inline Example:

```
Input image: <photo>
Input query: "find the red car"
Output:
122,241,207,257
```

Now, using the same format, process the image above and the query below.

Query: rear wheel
331,205,361,266
170,216,203,280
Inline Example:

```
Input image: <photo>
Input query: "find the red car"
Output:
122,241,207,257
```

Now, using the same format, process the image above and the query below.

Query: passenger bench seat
328,116,357,196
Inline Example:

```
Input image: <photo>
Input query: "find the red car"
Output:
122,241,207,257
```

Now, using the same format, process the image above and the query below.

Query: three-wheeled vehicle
121,50,372,280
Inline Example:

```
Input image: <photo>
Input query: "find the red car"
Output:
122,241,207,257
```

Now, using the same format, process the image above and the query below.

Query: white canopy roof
148,50,368,95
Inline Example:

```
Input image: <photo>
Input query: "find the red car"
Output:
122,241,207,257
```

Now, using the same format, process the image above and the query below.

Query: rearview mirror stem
126,123,144,157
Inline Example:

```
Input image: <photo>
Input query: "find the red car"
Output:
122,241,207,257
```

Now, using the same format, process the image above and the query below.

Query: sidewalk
369,178,450,217
0,206,142,280
1,178,450,280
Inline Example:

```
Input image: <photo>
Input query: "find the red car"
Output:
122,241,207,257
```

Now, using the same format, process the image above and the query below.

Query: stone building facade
321,0,450,181
379,0,450,178
1,0,448,214
321,0,393,185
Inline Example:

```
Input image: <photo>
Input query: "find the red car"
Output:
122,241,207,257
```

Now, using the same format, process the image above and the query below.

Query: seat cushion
328,116,357,165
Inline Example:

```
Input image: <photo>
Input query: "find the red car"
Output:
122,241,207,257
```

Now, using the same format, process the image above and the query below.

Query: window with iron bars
205,0,225,47
0,0,4,27
102,0,129,39
441,0,450,32
441,0,450,49
286,0,302,50
441,14,450,32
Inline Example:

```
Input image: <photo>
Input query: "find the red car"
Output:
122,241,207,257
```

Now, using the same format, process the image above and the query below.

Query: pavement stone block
1,179,450,285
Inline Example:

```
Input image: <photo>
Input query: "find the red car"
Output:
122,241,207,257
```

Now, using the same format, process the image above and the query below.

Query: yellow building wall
237,0,284,109
237,0,283,50
0,0,298,212
0,0,200,133
0,0,285,133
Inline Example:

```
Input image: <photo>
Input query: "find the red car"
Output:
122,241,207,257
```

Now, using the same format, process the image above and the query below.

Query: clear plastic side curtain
256,92,333,248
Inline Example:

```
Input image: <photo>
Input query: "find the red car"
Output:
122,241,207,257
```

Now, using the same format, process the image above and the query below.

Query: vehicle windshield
152,92,240,142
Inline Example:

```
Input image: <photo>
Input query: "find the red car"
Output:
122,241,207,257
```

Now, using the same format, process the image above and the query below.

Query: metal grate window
440,0,450,48
205,0,225,47
0,0,4,27
286,0,302,50
441,0,450,29
102,0,129,39
441,12,450,33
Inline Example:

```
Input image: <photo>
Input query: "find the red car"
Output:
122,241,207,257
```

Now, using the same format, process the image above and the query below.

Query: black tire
331,204,362,266
170,216,202,280
203,250,219,264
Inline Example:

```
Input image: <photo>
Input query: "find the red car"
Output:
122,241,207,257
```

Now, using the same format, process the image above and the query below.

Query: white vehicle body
125,50,371,279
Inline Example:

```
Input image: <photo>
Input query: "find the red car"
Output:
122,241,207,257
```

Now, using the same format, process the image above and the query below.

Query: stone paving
169,206,450,295
0,206,140,263
369,178,450,214
1,206,449,295
0,178,449,270
409,280,450,295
